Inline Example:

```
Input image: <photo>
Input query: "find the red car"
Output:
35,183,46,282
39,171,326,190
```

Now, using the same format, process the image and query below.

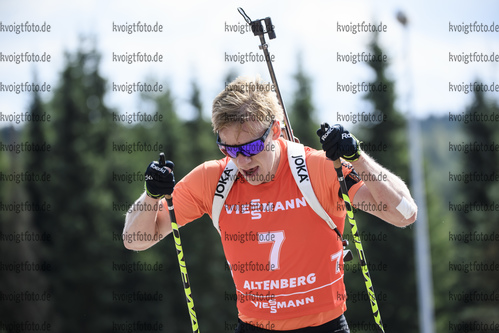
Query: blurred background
1,0,498,332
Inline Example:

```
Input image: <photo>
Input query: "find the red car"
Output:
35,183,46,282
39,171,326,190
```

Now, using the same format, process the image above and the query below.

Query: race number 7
258,231,285,271
331,249,343,274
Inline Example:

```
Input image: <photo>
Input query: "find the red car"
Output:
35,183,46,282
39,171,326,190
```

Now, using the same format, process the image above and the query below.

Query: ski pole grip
158,152,173,200
159,152,166,167
319,123,342,170
319,123,343,170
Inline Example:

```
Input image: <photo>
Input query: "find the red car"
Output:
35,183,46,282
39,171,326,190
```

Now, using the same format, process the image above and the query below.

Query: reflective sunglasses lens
220,140,265,158
218,145,234,158
243,141,264,155
225,146,240,158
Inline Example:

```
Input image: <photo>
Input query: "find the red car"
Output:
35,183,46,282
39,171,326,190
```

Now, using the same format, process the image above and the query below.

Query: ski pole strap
333,160,385,333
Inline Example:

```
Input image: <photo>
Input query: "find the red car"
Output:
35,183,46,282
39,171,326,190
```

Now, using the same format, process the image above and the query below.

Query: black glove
144,154,175,199
316,122,361,162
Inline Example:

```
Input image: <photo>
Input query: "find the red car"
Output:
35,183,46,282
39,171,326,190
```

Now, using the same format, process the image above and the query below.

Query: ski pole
159,153,200,333
327,141,385,333
237,7,294,142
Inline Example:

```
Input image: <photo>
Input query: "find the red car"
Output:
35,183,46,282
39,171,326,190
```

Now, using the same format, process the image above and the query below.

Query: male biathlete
123,76,417,332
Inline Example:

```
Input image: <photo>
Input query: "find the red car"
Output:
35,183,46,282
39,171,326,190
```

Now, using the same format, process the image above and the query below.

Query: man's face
218,120,281,186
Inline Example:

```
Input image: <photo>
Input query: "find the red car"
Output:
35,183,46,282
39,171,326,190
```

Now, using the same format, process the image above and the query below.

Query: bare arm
123,192,173,251
350,153,417,227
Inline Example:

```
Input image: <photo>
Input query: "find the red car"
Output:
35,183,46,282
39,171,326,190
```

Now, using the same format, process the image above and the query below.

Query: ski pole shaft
237,7,294,141
333,158,385,333
160,153,200,333
257,34,293,141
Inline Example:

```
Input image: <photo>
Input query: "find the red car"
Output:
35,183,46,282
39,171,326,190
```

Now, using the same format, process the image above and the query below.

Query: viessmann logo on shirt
239,273,318,314
224,197,308,220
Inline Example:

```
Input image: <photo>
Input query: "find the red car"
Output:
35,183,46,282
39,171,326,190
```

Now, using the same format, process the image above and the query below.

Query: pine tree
185,79,219,164
347,32,417,332
454,88,499,322
26,39,163,332
289,54,319,148
0,118,55,330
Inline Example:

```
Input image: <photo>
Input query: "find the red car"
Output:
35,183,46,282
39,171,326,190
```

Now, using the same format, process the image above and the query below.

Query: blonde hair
211,75,284,137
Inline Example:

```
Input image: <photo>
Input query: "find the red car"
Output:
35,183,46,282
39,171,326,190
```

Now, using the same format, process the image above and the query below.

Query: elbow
123,237,153,251
124,242,135,251
122,233,137,251
407,209,417,225
123,236,136,251
394,206,417,228
381,203,417,228
398,212,417,228
393,197,418,228
123,242,144,251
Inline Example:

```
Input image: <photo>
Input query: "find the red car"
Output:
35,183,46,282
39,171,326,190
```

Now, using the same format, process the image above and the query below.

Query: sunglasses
217,121,274,158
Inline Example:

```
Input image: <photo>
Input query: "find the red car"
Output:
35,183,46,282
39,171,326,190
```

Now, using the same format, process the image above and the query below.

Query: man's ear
272,120,281,139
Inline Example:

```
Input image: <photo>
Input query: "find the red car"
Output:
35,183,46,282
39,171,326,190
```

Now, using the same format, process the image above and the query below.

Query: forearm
123,192,172,250
351,153,417,227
